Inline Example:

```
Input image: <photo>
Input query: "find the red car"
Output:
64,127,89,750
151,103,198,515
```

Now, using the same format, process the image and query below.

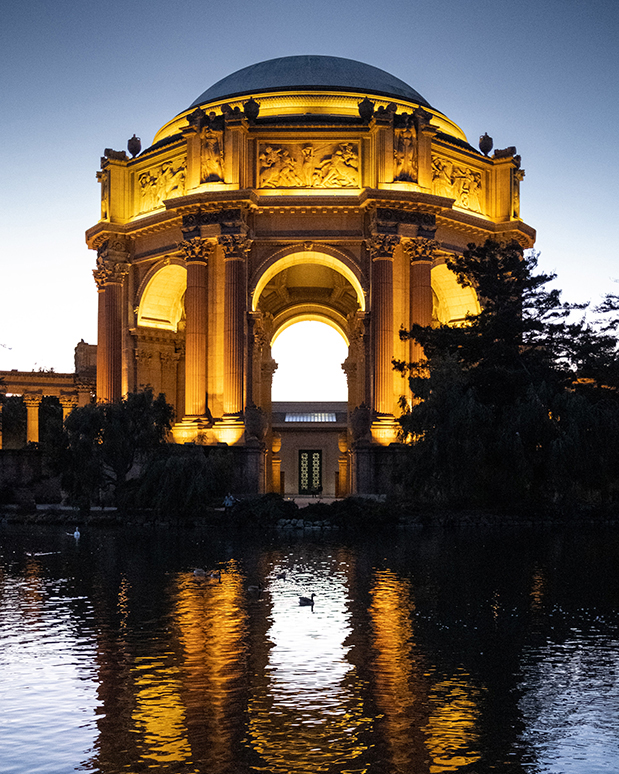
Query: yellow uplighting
137,264,186,331
153,90,468,146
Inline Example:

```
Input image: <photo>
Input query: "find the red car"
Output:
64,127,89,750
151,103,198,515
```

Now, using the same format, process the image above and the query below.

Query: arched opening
271,321,348,401
137,264,186,331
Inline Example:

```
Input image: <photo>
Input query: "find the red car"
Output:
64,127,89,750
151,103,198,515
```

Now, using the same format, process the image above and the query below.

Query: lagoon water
1,522,619,774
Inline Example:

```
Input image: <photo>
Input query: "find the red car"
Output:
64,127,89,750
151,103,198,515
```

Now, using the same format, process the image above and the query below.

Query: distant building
85,55,535,495
0,341,95,447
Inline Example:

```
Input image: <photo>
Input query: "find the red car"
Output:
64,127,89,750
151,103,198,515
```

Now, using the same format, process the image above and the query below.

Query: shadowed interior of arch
271,321,348,401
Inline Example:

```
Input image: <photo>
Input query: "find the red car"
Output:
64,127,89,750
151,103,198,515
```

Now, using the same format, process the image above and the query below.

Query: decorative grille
299,450,322,494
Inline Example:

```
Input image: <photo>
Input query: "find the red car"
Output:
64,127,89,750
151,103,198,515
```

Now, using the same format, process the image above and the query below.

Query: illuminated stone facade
85,56,535,494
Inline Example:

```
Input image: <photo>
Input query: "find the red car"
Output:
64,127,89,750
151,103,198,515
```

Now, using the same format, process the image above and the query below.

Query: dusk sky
1,0,617,392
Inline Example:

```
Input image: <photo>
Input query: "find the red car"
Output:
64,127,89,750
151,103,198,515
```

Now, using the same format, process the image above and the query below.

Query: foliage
46,390,174,512
0,395,27,449
135,444,234,521
397,239,619,509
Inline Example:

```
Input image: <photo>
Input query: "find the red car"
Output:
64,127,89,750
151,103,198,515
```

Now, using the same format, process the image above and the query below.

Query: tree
47,390,174,512
396,239,619,510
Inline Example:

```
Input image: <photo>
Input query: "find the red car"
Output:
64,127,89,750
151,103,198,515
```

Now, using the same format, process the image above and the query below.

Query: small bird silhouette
299,593,315,607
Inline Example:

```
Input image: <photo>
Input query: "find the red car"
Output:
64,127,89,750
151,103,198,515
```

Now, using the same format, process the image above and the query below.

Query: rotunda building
86,55,535,495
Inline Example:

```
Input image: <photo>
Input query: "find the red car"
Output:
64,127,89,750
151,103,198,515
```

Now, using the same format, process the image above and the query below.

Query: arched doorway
251,251,365,497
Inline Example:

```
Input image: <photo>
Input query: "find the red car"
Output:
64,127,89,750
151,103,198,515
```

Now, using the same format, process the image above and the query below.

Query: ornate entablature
85,55,536,493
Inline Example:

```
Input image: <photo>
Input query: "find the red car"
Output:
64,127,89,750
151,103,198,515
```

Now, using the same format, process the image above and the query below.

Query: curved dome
189,55,433,109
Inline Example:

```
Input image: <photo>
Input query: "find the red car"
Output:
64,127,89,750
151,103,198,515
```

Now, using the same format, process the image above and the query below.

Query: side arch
431,262,480,324
136,260,187,332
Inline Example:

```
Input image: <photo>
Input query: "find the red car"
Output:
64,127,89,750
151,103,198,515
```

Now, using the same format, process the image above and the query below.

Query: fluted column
93,240,130,403
368,235,399,417
23,393,42,444
404,238,437,363
220,236,251,416
179,238,214,417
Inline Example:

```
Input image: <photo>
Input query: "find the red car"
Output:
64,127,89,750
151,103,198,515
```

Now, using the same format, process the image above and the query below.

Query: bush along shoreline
2,493,619,529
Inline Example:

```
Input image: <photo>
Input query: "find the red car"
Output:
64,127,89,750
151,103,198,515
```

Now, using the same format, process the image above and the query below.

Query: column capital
366,234,399,260
178,236,215,264
23,392,43,408
402,237,440,263
93,260,130,286
220,234,252,261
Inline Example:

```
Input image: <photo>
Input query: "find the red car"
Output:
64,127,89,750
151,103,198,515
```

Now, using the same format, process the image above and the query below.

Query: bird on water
299,593,315,606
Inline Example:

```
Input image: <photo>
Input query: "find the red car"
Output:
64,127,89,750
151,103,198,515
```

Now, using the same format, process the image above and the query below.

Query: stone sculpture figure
432,156,454,199
200,127,224,183
393,122,417,182
156,162,186,206
138,171,157,212
317,143,359,187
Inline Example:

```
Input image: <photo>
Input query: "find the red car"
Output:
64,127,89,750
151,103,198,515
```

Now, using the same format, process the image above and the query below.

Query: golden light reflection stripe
131,658,193,765
424,676,482,773
369,569,424,772
174,560,248,767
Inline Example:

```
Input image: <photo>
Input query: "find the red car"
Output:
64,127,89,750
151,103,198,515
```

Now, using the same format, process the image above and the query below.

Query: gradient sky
1,0,617,389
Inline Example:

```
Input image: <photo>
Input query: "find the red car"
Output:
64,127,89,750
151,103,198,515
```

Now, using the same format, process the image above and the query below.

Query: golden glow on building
87,55,534,492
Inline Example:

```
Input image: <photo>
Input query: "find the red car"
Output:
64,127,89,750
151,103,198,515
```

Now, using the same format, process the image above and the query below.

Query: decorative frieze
431,155,483,213
258,142,359,188
137,160,186,213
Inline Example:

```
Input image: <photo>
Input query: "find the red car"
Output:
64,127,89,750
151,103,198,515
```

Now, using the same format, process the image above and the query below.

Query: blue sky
1,0,618,386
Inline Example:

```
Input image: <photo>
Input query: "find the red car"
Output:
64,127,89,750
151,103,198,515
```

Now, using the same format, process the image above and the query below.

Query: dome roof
189,55,433,109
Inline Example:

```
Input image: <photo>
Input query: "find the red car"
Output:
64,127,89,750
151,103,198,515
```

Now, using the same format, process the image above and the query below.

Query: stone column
59,395,78,421
271,433,282,494
368,235,399,417
93,240,130,403
23,393,42,444
179,237,214,418
404,238,437,364
220,235,251,416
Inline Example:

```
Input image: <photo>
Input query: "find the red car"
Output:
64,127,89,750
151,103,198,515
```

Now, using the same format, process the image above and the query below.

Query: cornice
436,210,536,245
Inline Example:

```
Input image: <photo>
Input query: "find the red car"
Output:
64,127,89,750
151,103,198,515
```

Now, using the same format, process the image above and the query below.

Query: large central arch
251,247,366,313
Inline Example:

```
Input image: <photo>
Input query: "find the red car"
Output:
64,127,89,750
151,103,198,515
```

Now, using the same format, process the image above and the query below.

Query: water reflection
247,546,370,773
2,526,619,773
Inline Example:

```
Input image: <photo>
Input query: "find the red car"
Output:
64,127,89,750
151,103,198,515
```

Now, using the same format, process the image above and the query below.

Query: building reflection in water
246,547,370,773
424,675,482,773
369,568,482,773
125,559,248,771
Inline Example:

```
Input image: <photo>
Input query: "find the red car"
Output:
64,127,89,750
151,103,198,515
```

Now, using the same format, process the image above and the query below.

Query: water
1,523,619,774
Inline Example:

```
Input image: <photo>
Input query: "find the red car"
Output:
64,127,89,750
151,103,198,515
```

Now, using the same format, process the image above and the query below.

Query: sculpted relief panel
137,160,186,214
258,142,359,188
432,155,483,214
